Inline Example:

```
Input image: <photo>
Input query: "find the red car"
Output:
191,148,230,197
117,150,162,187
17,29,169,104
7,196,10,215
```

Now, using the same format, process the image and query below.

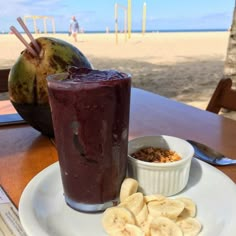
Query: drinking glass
47,68,131,212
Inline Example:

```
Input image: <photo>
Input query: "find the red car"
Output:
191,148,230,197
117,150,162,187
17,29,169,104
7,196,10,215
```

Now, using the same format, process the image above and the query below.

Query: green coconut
8,37,92,137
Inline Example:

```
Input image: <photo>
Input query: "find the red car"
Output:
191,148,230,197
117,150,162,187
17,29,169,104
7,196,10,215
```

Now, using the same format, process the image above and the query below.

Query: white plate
19,159,236,236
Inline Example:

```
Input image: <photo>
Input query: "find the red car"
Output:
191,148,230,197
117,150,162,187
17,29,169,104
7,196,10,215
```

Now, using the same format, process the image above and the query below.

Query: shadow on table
0,126,45,156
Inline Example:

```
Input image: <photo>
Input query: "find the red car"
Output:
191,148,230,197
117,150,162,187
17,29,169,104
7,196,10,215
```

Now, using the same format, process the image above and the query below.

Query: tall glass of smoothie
47,67,131,212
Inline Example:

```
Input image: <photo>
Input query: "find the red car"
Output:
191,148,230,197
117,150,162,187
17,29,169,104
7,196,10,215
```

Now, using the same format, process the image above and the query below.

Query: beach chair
0,68,10,92
206,78,236,114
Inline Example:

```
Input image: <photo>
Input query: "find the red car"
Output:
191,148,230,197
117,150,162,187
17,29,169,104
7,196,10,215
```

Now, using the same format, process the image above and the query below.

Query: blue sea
58,28,228,34
1,28,228,34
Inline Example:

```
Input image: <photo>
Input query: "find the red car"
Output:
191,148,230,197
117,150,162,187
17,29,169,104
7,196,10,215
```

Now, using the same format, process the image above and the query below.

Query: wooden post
23,15,56,34
127,0,132,38
124,8,127,42
23,16,27,26
115,3,128,43
52,17,56,33
115,3,118,44
142,2,146,35
43,18,47,34
33,17,37,34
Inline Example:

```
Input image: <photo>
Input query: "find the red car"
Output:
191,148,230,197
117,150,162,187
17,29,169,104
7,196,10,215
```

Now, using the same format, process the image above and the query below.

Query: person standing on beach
69,16,79,42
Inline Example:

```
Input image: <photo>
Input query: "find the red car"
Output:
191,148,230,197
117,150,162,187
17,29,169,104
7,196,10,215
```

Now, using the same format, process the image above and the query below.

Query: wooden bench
0,68,10,92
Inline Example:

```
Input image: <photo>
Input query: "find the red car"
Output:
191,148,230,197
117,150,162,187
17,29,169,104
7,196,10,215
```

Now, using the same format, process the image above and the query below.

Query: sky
0,0,235,33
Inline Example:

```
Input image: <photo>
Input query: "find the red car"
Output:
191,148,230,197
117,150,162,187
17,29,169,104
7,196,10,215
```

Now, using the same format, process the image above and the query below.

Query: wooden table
1,88,236,207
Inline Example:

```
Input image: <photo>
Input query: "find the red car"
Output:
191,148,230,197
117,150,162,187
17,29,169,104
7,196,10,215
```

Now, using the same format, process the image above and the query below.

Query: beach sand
1,31,235,119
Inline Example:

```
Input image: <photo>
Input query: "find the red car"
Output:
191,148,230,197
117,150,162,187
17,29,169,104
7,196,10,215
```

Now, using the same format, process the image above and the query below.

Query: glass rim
46,71,131,84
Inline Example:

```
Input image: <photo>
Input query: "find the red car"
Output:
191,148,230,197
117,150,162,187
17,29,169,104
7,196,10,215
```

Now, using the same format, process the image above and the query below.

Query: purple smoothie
47,68,131,212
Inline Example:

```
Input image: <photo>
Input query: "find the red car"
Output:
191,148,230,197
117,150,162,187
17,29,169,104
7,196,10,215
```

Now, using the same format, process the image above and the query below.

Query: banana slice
119,192,144,215
139,215,154,236
102,206,135,234
150,216,183,236
147,199,185,220
136,204,149,226
144,194,166,204
177,217,202,236
177,197,196,218
102,176,202,235
120,178,139,202
110,224,145,236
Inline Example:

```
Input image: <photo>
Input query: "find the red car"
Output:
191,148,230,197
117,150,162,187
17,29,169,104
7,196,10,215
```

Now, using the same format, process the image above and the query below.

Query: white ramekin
127,135,194,196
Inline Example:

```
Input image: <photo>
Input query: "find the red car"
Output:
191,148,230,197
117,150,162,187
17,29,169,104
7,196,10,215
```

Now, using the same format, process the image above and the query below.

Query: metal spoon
187,140,236,166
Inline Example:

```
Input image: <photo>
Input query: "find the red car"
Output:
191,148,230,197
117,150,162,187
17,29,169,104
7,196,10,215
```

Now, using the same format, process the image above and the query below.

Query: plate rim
19,159,236,236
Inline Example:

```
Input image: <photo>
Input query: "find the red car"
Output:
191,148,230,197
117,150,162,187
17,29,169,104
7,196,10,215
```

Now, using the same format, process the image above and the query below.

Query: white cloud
0,0,72,32
1,0,67,17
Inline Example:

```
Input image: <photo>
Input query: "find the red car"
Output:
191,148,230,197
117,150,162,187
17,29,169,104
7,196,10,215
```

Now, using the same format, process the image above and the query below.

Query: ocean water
1,28,228,34
56,29,228,34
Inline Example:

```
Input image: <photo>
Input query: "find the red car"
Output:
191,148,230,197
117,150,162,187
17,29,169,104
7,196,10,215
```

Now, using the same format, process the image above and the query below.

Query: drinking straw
9,26,38,57
17,17,41,54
